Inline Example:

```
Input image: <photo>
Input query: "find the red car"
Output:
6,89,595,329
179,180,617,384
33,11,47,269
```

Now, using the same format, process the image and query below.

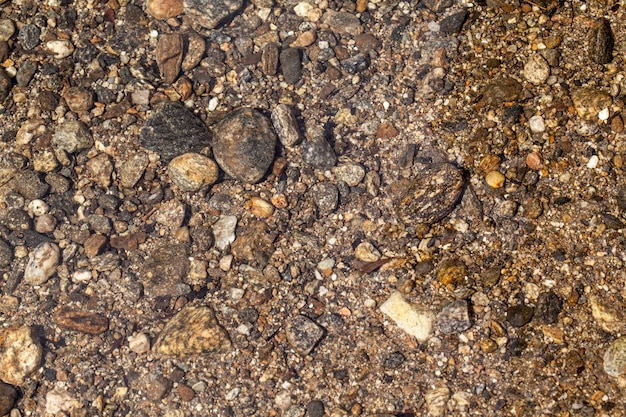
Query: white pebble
294,2,313,17
128,333,151,354
72,269,92,283
28,199,49,216
529,115,545,133
208,96,219,111
379,292,435,342
213,215,237,251
24,242,60,285
427,21,440,32
598,108,610,121
46,40,74,59
587,155,599,169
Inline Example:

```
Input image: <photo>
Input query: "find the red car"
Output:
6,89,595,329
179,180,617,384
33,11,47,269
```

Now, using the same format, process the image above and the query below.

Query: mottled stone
379,292,435,342
333,164,365,186
17,24,40,50
0,239,12,267
119,152,149,188
0,325,42,385
63,87,93,113
322,11,361,36
507,304,534,327
425,386,451,417
481,77,522,107
231,220,275,267
168,153,219,192
524,53,550,85
213,108,276,183
0,68,11,101
589,18,614,64
440,10,468,35
590,295,624,334
437,258,469,291
213,215,237,250
341,54,369,74
23,242,60,285
13,169,49,200
571,88,612,120
147,0,184,19
312,182,339,214
86,153,113,188
302,124,337,170
154,305,232,357
53,306,109,335
52,120,93,153
46,40,74,59
84,233,107,258
436,300,471,334
285,315,325,355
280,47,302,85
183,0,244,30
271,104,301,147
0,381,19,416
154,199,186,229
45,388,80,415
16,60,37,87
604,336,626,377
535,291,562,324
0,19,15,42
182,31,206,71
261,42,280,76
354,241,381,262
140,244,190,297
157,33,183,84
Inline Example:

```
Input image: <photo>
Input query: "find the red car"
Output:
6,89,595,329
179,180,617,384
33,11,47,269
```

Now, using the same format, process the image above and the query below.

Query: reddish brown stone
146,0,184,20
84,233,107,258
376,122,399,139
53,307,109,335
110,232,147,251
177,383,195,401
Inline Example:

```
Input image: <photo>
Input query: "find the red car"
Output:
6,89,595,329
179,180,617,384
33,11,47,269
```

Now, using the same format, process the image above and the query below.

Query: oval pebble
46,40,74,59
524,54,550,85
168,153,219,192
604,336,626,377
23,242,60,285
333,164,366,187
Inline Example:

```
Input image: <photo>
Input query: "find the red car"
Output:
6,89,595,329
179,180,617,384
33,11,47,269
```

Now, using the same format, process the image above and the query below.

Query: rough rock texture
183,0,243,29
0,325,42,386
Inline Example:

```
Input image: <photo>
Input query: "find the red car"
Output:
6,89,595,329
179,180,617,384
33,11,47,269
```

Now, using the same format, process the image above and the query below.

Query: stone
590,295,624,334
53,306,109,335
312,183,339,214
396,163,464,225
245,197,274,218
379,292,435,342
140,102,212,163
0,239,12,267
154,305,232,357
183,0,244,30
84,233,107,258
13,169,49,199
261,42,280,76
182,31,206,71
355,33,382,53
213,108,276,183
168,153,219,192
280,47,302,85
507,304,534,327
140,244,190,297
571,88,612,120
534,291,562,324
45,388,80,415
157,33,183,84
231,220,275,266
52,120,93,154
17,24,40,50
436,300,471,334
341,54,369,74
440,10,468,35
0,208,31,230
154,199,186,229
271,104,301,147
86,153,114,188
425,386,451,417
354,242,381,262
481,77,522,107
485,170,505,188
178,383,196,401
146,376,172,401
0,381,19,415
23,242,60,285
285,315,325,355
333,164,365,186
524,53,550,85
119,152,150,188
322,11,361,36
147,0,184,19
437,259,469,291
306,400,325,417
46,40,74,59
302,125,337,170
0,325,42,385
604,336,626,377
16,60,37,87
589,18,613,64
528,115,545,133
63,87,94,113
213,215,237,250
0,19,14,42
0,69,11,101
291,30,316,48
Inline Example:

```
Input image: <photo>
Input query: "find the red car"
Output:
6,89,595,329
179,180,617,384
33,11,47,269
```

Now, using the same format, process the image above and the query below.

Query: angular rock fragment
589,18,614,64
53,306,109,335
302,124,337,170
184,0,244,30
154,305,232,357
322,10,362,36
0,381,19,416
285,315,325,355
280,47,302,84
436,300,471,334
119,152,149,188
379,292,435,342
0,325,42,386
231,220,275,267
157,33,183,84
52,120,93,154
45,388,80,415
271,104,301,147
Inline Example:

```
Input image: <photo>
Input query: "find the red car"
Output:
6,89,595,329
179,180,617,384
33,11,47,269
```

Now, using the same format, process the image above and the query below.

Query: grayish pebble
271,104,301,147
52,120,93,154
312,182,339,214
285,314,325,356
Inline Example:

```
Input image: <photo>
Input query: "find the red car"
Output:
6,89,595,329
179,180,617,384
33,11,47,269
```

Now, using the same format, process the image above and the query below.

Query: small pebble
271,104,302,147
168,153,219,192
437,258,469,291
245,197,275,218
333,164,365,186
285,315,325,355
507,304,534,327
23,242,60,285
571,88,612,120
528,115,545,133
45,388,80,415
0,325,43,385
0,19,14,42
213,215,237,250
524,54,550,85
354,242,381,262
485,171,505,188
587,155,599,169
604,336,626,377
0,381,19,415
146,0,184,20
525,152,543,170
379,292,435,342
589,18,614,64
128,333,151,354
52,120,93,154
54,307,109,335
46,40,74,59
302,124,337,170
312,182,339,214
436,300,471,334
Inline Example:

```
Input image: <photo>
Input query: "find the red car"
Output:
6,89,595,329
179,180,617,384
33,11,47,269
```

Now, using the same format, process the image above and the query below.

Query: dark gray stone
139,244,191,297
589,18,613,64
534,292,562,324
280,47,302,85
183,0,244,29
440,10,468,35
14,170,49,200
0,208,31,231
16,59,37,87
17,24,40,50
0,239,12,268
507,304,534,328
384,351,406,369
302,125,337,170
306,400,325,417
341,54,369,74
0,68,11,101
285,314,324,355
312,182,339,214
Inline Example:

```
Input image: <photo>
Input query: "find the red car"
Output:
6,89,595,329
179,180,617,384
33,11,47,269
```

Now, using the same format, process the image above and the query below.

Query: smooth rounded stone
285,314,325,356
0,325,42,386
154,305,232,357
213,108,276,183
213,215,237,250
271,104,301,147
524,54,550,85
528,115,545,133
1,208,31,230
0,381,19,415
231,220,274,266
481,77,522,107
354,241,381,262
604,336,626,377
306,400,325,417
396,163,464,225
312,182,339,214
322,10,362,36
183,0,244,29
53,306,109,335
425,386,451,417
535,291,562,324
45,388,80,415
333,164,365,186
589,18,614,64
507,304,534,327
0,239,12,267
379,292,435,342
181,31,205,71
437,259,469,291
302,125,337,170
279,47,302,85
590,295,624,334
157,33,183,84
147,0,184,19
440,10,468,35
119,152,149,188
52,120,93,154
16,60,37,87
0,19,14,42
341,54,369,74
0,68,11,101
140,244,190,297
435,300,471,334
17,24,40,50
572,88,612,120
140,102,212,163
492,199,518,218
485,170,504,188
23,242,60,285
168,153,219,192
245,197,274,218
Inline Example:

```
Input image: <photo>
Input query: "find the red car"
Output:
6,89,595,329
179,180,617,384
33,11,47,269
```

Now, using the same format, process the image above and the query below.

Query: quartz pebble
271,104,302,147
379,292,435,342
46,40,74,59
45,388,80,415
0,325,42,386
168,153,219,192
213,215,237,250
528,115,545,133
333,164,365,186
23,242,60,285
128,333,151,354
524,54,550,85
604,336,626,377
354,241,381,262
285,315,325,355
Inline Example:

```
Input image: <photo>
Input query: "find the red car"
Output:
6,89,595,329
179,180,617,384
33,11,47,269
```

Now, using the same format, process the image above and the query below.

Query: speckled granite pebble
0,325,42,386
285,315,325,356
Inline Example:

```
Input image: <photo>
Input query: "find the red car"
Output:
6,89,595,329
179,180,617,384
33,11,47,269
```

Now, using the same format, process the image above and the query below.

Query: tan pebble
525,152,543,170
0,325,43,385
146,0,184,19
478,154,501,173
270,194,288,208
356,0,367,12
245,197,275,218
485,170,505,188
480,338,497,353
611,115,624,132
290,30,316,48
437,258,469,290
613,154,623,168
354,241,381,262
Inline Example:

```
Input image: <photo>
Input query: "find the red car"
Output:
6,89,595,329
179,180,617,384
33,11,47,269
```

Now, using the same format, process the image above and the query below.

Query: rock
0,325,42,385
63,87,93,113
140,102,212,163
213,215,237,250
481,77,522,107
507,304,534,327
13,169,49,199
396,163,464,225
0,239,12,267
168,153,219,192
0,381,19,415
306,400,325,417
271,104,301,147
0,208,31,230
157,33,183,84
604,336,626,377
23,242,60,285
524,53,550,85
154,199,186,229
322,11,362,36
261,42,280,76
140,244,190,298
379,292,435,342
178,383,196,401
45,388,80,415
354,241,381,262
86,153,113,187
425,386,451,417
285,315,325,355
0,68,11,101
213,108,276,183
333,164,365,186
590,295,624,334
52,120,93,154
154,305,232,357
302,125,337,170
0,19,14,42
17,24,40,50
384,351,406,369
440,10,468,35
190,225,214,251
147,0,184,19
341,54,369,74
355,33,382,53
182,31,206,71
485,170,505,189
528,115,545,133
280,47,302,85
571,88,612,120
46,40,74,59
90,252,121,272
84,233,107,258
311,183,339,214
53,306,109,335
16,60,37,87
231,220,275,266
534,291,562,324
437,259,469,291
245,197,275,218
119,152,150,188
436,300,471,334
183,0,244,30
291,30,316,48
589,18,613,64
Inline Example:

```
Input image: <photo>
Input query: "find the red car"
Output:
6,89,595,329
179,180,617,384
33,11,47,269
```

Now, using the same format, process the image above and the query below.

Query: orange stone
146,0,184,20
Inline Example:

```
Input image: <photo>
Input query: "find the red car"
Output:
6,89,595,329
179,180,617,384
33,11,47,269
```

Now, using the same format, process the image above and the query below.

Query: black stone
280,47,302,85
341,54,370,74
534,292,562,324
384,351,406,369
440,10,468,35
506,304,534,327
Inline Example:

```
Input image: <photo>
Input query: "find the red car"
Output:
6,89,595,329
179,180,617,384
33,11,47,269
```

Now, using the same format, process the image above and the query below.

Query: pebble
213,215,237,250
182,31,206,71
525,152,543,170
128,333,151,354
291,30,316,48
425,386,451,417
341,54,369,74
271,104,301,147
422,0,452,12
178,383,196,401
440,10,468,35
157,33,183,84
603,336,626,377
146,376,172,401
302,124,337,170
306,400,325,417
0,239,12,267
23,242,60,285
45,388,80,415
119,152,149,188
140,244,190,297
354,242,381,262
0,325,42,385
437,259,469,291
147,0,184,19
322,11,362,36
507,304,534,327
524,54,550,85
333,164,365,186
52,120,93,154
589,18,614,64
139,101,212,163
528,115,545,133
84,233,107,258
1,209,31,231
46,40,74,59
396,162,464,225
523,197,543,219
589,295,624,334
183,0,244,29
17,24,40,50
285,314,325,355
312,182,339,214
245,197,274,218
485,170,505,188
0,381,18,415
86,153,113,187
16,60,36,87
261,42,279,76
587,155,599,169
0,69,11,101
436,300,471,334
231,220,274,266
53,306,109,335
571,88,612,120
0,19,14,42
213,108,276,183
168,153,219,192
481,77,522,107
154,305,232,357
280,47,302,85
14,170,49,200
534,292,562,324
379,292,435,342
